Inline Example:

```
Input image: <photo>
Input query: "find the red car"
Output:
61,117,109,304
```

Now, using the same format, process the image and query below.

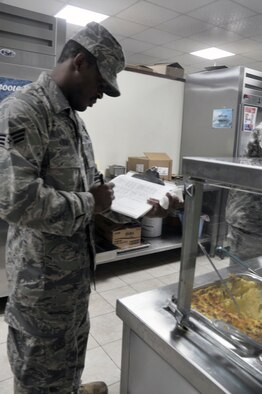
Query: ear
73,53,87,71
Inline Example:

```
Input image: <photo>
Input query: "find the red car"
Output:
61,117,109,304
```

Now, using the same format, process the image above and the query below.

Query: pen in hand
99,173,104,185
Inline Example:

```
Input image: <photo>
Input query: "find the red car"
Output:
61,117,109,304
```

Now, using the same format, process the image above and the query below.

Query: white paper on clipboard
111,174,183,219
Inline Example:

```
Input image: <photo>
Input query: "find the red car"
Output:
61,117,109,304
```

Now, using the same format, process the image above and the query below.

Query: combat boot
78,381,108,394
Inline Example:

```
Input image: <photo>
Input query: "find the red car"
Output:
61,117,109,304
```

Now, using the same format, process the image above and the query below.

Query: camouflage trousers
7,298,90,394
227,224,262,263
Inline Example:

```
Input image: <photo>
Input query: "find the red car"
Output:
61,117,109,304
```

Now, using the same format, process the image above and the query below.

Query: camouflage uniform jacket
0,72,98,336
226,128,262,234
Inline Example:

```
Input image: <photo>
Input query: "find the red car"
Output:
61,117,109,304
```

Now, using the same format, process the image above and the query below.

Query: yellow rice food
192,276,262,342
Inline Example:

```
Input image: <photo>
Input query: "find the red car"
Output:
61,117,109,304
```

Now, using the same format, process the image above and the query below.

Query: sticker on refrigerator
0,77,31,102
243,106,257,132
212,108,233,129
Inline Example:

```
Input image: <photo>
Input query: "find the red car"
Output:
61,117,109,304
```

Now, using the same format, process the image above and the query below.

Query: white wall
80,70,185,175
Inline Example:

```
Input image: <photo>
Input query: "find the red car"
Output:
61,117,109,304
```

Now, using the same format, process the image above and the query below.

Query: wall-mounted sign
243,105,257,132
212,108,233,129
0,77,31,102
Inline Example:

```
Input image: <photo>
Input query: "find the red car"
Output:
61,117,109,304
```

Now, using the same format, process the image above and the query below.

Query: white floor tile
99,286,137,307
117,269,153,285
108,381,120,394
0,316,8,345
131,278,164,292
87,333,99,350
82,346,120,387
195,264,215,276
89,293,114,318
145,262,178,278
0,343,12,382
0,378,13,394
158,272,180,285
94,275,127,292
90,312,123,346
102,339,122,369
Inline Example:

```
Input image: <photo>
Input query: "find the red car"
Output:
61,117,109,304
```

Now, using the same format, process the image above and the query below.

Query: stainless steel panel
0,3,66,67
182,156,262,192
0,3,56,56
180,66,242,171
0,63,49,81
177,182,203,317
0,48,56,70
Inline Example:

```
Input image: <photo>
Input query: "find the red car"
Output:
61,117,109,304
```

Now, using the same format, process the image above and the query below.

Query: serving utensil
198,242,242,315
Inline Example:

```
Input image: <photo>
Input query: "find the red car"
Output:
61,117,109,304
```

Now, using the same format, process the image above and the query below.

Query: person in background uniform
226,128,262,263
0,22,125,394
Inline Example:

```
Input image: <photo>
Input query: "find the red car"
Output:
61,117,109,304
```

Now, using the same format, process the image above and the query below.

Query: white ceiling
3,0,262,76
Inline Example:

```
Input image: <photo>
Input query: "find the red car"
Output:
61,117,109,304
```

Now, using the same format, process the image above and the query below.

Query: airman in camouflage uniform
226,128,262,262
0,22,125,394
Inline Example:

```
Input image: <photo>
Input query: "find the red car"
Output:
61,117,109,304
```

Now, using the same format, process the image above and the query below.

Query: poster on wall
243,105,257,132
212,108,233,129
0,77,31,102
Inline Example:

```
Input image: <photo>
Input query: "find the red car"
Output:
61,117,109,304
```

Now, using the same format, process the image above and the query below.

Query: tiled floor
0,249,230,393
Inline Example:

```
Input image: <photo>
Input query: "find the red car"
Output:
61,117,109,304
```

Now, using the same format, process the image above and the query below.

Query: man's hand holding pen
90,173,115,214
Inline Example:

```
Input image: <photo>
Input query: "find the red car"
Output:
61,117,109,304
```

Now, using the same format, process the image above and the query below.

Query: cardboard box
127,152,172,181
149,62,184,79
126,64,153,73
95,214,141,249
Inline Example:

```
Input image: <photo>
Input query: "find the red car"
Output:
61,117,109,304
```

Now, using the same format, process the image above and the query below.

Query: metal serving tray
168,272,262,383
190,273,262,352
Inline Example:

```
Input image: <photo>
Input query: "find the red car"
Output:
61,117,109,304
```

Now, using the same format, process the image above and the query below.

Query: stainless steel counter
116,269,262,394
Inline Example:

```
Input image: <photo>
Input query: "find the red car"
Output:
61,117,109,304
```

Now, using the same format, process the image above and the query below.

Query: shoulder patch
0,128,25,149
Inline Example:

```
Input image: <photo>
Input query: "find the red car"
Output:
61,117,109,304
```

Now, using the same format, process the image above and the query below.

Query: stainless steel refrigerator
180,66,262,170
0,3,66,297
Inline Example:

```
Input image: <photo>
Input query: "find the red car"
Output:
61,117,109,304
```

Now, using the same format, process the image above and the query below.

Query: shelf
96,233,209,265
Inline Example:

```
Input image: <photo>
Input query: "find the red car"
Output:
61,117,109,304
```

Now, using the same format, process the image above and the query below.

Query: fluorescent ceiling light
55,5,109,26
190,47,235,60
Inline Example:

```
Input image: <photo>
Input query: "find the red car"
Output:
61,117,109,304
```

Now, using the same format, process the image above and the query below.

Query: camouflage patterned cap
71,21,125,97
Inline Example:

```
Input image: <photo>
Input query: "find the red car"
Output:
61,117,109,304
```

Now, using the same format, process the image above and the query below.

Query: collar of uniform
37,72,71,114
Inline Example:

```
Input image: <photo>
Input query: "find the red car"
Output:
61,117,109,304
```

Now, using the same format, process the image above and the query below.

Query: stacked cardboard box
127,152,172,181
95,214,141,249
149,62,184,79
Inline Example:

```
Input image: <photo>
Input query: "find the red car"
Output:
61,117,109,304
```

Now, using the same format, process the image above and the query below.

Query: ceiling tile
218,54,254,66
224,14,262,37
219,39,262,54
132,28,181,45
101,17,147,37
246,61,262,72
241,49,262,61
252,35,262,44
157,15,213,37
163,38,208,52
116,1,179,27
147,0,216,14
2,0,65,15
120,38,154,53
189,0,255,26
174,53,210,66
66,0,138,16
233,0,262,13
192,27,242,45
143,46,183,59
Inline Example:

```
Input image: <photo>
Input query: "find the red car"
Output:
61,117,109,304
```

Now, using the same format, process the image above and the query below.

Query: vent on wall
0,3,66,70
243,68,262,98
